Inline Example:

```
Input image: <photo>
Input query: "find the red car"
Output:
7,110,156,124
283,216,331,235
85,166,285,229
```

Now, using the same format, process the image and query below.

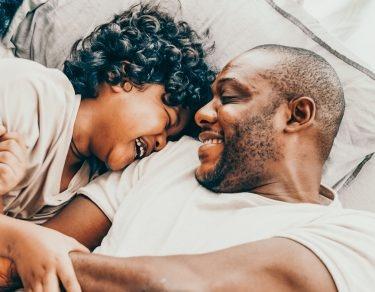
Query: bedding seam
264,0,375,81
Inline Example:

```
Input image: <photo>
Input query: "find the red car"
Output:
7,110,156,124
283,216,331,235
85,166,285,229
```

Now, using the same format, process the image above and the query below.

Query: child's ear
285,96,316,133
122,81,133,92
111,81,133,93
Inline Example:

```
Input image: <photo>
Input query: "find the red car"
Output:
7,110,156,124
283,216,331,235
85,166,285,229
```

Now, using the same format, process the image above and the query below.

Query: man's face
194,52,284,193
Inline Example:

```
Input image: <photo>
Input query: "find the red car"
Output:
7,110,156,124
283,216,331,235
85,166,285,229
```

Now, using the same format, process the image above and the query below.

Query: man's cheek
218,107,245,130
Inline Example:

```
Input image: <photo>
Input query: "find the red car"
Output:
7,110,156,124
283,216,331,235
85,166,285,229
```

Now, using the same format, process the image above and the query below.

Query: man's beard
196,111,281,193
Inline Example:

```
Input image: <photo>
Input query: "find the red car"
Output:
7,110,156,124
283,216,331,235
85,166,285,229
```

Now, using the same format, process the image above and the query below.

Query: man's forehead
214,63,261,87
215,61,252,85
231,51,279,73
213,51,279,88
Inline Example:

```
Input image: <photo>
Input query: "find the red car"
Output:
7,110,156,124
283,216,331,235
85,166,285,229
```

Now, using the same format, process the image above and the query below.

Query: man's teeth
203,139,223,144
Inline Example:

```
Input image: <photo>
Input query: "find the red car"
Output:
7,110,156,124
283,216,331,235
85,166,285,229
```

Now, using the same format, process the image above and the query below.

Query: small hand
11,221,89,292
0,256,18,290
0,125,27,196
0,256,13,288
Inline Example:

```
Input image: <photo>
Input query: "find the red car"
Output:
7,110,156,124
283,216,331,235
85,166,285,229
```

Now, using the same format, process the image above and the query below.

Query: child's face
90,82,191,171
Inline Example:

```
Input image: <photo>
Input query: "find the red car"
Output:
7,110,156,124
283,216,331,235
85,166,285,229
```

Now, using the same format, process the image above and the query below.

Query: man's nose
154,131,167,151
195,99,218,128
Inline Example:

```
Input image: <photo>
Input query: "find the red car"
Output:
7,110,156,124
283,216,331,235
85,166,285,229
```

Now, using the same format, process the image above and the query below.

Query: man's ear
285,96,316,133
111,81,133,93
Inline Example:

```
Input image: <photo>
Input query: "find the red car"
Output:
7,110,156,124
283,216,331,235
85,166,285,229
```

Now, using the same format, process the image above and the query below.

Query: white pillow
338,154,375,212
2,0,48,47
3,0,375,198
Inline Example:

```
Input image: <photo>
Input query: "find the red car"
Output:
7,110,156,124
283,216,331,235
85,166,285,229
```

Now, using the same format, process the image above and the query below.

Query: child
0,4,214,291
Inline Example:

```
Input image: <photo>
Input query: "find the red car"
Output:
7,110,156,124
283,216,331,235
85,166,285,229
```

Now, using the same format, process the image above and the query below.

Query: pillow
338,155,375,212
0,0,23,36
2,0,375,197
2,0,48,44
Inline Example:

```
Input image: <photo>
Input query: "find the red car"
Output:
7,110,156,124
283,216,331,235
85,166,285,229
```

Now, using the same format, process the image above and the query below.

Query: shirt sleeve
77,161,142,222
275,209,375,292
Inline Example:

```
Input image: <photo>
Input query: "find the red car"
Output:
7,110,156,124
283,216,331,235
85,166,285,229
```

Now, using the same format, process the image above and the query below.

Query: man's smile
198,131,224,143
198,131,225,164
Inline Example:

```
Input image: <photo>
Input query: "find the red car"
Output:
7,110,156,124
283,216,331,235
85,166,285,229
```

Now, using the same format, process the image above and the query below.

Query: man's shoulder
133,136,201,180
145,136,200,165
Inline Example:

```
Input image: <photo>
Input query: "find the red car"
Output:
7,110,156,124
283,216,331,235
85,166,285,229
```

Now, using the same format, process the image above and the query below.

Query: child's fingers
43,272,60,292
31,282,43,292
0,132,26,149
57,257,81,292
0,126,6,137
23,279,42,292
0,140,26,163
0,152,19,174
0,165,15,195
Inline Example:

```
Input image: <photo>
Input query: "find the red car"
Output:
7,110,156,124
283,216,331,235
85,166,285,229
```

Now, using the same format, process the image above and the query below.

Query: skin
0,51,338,291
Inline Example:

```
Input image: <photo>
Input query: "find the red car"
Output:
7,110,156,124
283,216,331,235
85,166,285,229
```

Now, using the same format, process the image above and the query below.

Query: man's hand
0,126,27,196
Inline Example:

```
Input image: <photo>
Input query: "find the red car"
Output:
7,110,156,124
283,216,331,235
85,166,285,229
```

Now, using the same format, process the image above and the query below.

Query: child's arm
0,214,89,291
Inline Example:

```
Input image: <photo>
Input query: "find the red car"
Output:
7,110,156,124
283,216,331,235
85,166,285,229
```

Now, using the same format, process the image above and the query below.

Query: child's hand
0,256,18,290
0,126,27,196
11,221,89,292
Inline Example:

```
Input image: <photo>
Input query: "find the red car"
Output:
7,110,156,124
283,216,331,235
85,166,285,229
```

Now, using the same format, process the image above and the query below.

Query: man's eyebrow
215,78,253,95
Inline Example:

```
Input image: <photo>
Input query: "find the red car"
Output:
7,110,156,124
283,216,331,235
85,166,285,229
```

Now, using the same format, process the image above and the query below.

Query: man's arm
71,237,336,292
43,195,111,250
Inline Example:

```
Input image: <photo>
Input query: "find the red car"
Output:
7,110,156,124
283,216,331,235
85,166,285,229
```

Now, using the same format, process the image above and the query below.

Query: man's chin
195,165,224,193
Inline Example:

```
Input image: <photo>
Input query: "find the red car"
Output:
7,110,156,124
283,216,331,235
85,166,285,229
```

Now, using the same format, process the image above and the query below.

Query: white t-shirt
79,136,375,292
0,58,91,223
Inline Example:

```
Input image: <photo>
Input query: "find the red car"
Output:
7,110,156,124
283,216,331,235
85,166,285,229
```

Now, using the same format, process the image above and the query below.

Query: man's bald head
236,44,345,161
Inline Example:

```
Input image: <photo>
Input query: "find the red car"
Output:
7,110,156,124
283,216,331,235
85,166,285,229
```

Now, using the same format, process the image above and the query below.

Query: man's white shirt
79,136,375,292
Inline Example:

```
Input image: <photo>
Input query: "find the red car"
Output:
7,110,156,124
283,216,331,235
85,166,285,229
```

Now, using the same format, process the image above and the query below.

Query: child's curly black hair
63,4,215,113
0,0,22,36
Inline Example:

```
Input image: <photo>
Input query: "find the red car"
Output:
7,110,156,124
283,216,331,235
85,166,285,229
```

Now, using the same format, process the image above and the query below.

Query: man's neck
251,158,323,204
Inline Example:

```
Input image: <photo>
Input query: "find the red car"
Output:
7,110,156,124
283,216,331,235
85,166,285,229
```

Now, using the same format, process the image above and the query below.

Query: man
3,44,375,291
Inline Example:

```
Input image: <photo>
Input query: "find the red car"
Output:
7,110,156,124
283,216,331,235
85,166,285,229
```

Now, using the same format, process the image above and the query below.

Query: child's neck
60,146,85,192
72,98,97,159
